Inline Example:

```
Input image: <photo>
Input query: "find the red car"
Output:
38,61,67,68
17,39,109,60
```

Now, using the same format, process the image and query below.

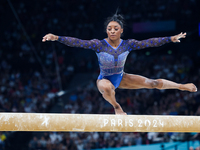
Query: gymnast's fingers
179,32,186,39
42,34,50,42
181,32,186,38
42,37,47,42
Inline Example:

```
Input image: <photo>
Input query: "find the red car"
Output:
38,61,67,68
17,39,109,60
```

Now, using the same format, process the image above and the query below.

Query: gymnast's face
106,21,123,41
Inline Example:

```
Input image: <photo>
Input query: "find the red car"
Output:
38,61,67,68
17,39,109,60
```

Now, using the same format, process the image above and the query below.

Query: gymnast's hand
171,32,186,43
42,33,59,42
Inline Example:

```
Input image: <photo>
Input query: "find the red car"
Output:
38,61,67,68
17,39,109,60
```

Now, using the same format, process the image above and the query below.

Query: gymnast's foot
180,83,197,92
114,107,127,115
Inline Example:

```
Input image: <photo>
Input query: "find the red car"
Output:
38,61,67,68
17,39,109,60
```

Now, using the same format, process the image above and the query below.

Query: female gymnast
42,14,197,115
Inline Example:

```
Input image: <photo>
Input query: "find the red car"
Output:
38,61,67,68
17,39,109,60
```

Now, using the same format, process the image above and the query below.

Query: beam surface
0,113,200,132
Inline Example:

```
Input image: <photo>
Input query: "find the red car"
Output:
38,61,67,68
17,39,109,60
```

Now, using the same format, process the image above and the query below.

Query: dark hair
104,14,125,30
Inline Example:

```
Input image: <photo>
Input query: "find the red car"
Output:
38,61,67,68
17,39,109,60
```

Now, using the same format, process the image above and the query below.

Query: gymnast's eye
107,29,111,31
115,28,118,31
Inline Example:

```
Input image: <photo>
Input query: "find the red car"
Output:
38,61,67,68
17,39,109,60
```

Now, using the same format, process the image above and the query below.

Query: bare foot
180,83,197,92
114,108,127,115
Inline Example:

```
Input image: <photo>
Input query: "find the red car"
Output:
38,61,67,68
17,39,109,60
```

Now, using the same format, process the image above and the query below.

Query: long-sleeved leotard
58,36,171,77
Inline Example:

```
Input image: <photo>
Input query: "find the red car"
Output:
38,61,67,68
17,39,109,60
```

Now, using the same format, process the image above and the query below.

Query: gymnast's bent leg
96,79,127,115
118,73,197,92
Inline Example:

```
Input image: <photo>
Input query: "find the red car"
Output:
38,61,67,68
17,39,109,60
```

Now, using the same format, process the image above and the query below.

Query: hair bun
116,14,124,22
113,14,124,22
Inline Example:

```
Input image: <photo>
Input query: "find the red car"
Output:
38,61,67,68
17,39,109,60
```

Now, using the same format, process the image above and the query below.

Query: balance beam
0,113,199,132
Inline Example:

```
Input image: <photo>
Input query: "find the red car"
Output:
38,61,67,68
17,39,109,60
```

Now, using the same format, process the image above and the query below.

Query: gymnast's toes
116,112,127,115
188,83,197,92
180,83,197,92
192,84,198,92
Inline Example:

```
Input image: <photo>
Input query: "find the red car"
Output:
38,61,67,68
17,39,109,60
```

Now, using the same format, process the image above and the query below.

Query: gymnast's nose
111,29,115,34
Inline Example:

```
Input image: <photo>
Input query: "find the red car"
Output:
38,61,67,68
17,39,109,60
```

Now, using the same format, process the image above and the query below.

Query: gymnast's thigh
96,79,115,94
118,73,152,89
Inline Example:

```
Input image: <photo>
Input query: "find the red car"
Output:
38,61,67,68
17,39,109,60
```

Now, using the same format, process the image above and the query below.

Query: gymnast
42,13,197,115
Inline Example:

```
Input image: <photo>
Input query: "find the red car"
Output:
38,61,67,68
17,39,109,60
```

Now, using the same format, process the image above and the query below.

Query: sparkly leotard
58,36,171,88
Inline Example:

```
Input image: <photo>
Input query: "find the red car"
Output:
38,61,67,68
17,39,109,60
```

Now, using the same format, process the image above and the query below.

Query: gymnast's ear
121,28,123,34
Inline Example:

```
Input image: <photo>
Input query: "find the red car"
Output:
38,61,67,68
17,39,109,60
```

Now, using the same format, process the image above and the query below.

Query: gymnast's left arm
128,32,186,50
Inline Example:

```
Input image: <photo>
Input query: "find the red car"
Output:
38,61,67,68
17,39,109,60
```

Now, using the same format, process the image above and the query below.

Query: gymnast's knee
150,80,159,88
104,87,114,96
99,85,112,94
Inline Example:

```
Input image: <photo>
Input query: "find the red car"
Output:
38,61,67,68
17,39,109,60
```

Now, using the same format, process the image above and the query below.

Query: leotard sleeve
57,36,101,52
128,37,171,51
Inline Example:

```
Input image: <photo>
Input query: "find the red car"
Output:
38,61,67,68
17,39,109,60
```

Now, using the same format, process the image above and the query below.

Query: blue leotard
58,36,171,88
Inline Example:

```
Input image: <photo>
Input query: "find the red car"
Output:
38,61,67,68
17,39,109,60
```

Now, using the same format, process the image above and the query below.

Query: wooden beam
0,113,199,132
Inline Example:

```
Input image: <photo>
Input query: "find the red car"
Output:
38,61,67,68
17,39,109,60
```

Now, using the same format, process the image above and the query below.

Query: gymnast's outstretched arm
42,33,101,51
128,32,186,50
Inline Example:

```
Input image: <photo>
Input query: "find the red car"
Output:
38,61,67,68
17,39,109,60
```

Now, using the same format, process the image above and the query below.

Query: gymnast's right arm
42,33,100,51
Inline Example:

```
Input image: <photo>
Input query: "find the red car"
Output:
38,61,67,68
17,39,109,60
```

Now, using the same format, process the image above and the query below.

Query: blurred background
0,0,200,150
